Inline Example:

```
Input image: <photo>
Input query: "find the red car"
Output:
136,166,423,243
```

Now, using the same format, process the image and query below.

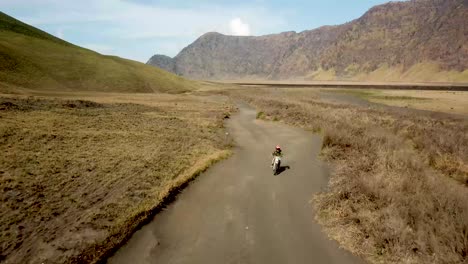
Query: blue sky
1,0,400,62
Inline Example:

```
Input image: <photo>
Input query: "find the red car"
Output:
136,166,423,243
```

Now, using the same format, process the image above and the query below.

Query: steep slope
319,0,468,78
0,12,197,93
147,0,468,82
173,31,301,79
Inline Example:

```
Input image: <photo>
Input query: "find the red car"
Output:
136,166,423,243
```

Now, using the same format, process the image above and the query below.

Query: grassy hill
0,12,197,93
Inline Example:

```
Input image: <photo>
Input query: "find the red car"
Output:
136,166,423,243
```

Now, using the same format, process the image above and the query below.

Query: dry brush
226,88,468,264
0,93,234,263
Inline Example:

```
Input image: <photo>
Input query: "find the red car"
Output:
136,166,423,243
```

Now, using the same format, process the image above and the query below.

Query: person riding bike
271,145,283,167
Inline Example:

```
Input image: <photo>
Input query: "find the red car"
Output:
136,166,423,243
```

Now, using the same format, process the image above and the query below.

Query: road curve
107,103,363,264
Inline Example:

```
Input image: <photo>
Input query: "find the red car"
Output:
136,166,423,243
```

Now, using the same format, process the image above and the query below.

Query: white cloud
56,28,64,39
8,0,284,38
0,0,287,61
229,18,250,36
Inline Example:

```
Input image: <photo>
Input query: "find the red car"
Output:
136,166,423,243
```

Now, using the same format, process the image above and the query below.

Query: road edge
68,149,232,264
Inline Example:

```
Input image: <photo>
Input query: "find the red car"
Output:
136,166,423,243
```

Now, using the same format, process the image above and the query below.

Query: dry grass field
322,89,468,116
0,92,234,263
224,88,468,264
369,90,468,116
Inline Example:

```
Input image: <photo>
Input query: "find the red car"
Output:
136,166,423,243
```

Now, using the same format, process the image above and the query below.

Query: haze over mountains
147,0,468,82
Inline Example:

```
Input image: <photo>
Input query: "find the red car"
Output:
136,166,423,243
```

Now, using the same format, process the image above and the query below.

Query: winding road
107,103,362,264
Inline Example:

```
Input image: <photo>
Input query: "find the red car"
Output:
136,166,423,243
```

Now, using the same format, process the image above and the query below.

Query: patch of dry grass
324,88,468,116
225,88,468,263
350,63,468,83
370,90,468,116
0,92,234,263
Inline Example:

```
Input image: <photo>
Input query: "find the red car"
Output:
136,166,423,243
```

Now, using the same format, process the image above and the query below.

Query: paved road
107,103,363,264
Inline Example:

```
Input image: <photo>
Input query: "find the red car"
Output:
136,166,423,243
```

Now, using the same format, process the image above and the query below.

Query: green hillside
0,12,197,93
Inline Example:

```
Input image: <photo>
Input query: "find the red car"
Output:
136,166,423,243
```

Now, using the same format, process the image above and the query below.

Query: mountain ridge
147,0,468,82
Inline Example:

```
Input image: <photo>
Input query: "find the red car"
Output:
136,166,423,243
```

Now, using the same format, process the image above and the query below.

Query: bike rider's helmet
276,145,281,151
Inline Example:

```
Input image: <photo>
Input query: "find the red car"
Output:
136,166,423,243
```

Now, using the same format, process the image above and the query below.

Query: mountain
0,12,198,93
147,54,176,73
147,0,468,82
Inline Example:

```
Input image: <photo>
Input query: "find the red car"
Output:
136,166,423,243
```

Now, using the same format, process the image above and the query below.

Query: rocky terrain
147,54,176,73
147,0,468,82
